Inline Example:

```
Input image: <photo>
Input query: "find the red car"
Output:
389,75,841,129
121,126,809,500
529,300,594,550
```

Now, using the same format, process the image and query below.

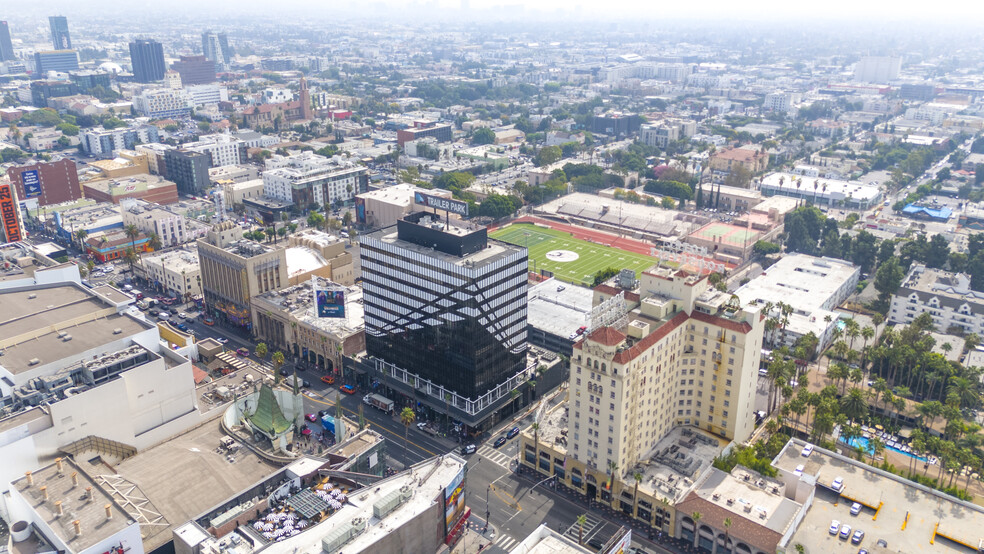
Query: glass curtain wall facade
361,220,528,399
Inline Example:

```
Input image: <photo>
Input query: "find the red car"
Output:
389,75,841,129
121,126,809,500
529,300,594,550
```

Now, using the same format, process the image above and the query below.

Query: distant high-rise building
171,55,216,85
201,31,232,71
163,69,183,89
48,16,71,50
0,21,15,62
129,39,166,83
33,50,79,74
854,56,901,83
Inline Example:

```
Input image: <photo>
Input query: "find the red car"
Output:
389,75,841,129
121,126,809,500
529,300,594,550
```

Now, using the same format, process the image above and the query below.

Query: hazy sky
18,0,984,21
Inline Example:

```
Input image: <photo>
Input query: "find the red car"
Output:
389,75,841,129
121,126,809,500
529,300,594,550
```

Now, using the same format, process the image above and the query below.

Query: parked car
801,444,815,457
829,520,841,535
832,476,844,492
851,502,862,516
851,529,865,545
339,384,356,395
839,524,852,540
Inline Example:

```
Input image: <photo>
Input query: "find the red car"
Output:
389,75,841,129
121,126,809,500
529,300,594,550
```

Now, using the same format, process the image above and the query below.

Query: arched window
601,363,607,372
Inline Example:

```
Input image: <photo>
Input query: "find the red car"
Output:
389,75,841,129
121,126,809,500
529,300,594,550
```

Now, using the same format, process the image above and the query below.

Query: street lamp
485,484,491,529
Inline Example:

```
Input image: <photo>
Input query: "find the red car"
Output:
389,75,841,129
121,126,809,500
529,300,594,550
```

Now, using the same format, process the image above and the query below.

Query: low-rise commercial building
736,254,860,353
889,264,984,335
286,229,355,285
140,246,201,301
81,173,179,205
52,202,122,243
84,228,152,262
251,277,364,374
354,183,452,229
759,172,882,211
182,133,248,168
220,178,264,209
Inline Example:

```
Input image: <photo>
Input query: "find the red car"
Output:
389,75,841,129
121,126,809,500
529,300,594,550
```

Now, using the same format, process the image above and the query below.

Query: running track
494,216,736,273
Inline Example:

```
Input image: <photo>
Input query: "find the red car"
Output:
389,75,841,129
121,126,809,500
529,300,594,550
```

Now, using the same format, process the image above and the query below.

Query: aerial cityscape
3,3,984,554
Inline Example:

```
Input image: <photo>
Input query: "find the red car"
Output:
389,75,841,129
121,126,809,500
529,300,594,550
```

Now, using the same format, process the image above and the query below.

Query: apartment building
888,264,984,335
640,119,696,148
708,148,769,182
132,88,192,119
182,133,247,167
120,198,205,247
262,152,368,210
81,125,161,155
140,247,201,300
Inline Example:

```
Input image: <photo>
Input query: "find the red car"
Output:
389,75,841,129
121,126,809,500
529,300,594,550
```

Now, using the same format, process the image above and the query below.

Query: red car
305,413,317,422
339,384,356,395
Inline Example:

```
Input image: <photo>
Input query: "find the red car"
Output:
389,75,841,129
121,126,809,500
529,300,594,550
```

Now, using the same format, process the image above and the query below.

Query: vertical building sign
0,183,23,242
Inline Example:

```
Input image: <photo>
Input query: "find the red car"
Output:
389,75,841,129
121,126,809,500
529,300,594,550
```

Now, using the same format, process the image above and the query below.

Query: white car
178,312,189,320
832,476,844,492
839,524,852,540
801,444,814,457
216,338,229,344
850,502,862,516
829,520,840,535
793,464,804,476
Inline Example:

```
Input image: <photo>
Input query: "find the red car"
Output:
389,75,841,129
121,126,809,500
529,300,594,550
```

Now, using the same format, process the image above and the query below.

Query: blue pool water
839,435,928,462
836,319,847,331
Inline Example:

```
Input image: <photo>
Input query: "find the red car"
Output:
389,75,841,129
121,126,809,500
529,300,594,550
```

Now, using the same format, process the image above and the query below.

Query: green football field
489,223,663,286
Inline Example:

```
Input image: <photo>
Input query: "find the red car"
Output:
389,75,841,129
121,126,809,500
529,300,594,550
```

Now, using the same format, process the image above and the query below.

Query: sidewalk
451,512,498,554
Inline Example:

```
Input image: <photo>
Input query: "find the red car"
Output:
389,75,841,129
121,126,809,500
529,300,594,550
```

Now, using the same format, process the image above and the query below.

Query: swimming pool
839,435,928,462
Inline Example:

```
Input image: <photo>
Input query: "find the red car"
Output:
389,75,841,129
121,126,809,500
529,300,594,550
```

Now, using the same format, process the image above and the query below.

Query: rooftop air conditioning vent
28,293,37,299
29,358,41,366
113,328,122,334
62,335,72,342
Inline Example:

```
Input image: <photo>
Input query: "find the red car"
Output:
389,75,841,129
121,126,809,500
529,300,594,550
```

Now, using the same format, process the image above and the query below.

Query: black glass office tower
48,16,71,50
0,21,14,62
361,212,528,400
129,39,165,83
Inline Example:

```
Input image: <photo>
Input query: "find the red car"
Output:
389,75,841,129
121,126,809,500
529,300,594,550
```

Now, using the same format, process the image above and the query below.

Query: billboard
603,528,632,554
355,196,366,224
444,466,466,531
21,170,41,199
0,183,22,243
315,288,346,318
414,191,469,217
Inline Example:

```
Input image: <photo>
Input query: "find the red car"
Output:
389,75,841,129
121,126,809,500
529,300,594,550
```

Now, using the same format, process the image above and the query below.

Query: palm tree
74,228,88,252
531,422,540,470
271,351,285,385
633,472,642,518
122,247,138,274
576,514,587,545
124,223,140,258
255,342,268,359
691,511,702,548
400,406,416,469
723,517,733,552
869,436,885,465
841,388,868,422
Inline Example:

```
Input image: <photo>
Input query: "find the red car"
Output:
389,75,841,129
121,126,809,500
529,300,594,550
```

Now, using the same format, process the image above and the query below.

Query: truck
366,393,394,413
320,415,336,434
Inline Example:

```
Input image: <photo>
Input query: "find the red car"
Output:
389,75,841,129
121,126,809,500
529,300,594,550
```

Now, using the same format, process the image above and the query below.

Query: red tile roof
592,284,641,302
689,310,753,335
587,327,626,347
612,311,689,364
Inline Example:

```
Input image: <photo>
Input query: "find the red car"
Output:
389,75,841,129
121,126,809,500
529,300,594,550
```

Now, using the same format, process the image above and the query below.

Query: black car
460,444,477,455
493,436,507,448
280,367,290,377
506,426,520,439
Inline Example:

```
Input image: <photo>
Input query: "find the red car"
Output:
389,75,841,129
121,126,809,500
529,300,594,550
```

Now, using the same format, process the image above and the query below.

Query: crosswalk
477,445,514,470
487,533,518,552
563,512,603,544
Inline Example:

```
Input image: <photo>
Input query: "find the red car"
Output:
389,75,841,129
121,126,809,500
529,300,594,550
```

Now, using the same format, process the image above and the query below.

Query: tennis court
490,223,664,286
690,221,759,247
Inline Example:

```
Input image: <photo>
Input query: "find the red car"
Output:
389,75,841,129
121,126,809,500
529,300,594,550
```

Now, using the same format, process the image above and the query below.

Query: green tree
576,514,587,545
255,342,268,360
535,145,562,167
473,126,495,145
874,257,905,311
271,351,285,385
